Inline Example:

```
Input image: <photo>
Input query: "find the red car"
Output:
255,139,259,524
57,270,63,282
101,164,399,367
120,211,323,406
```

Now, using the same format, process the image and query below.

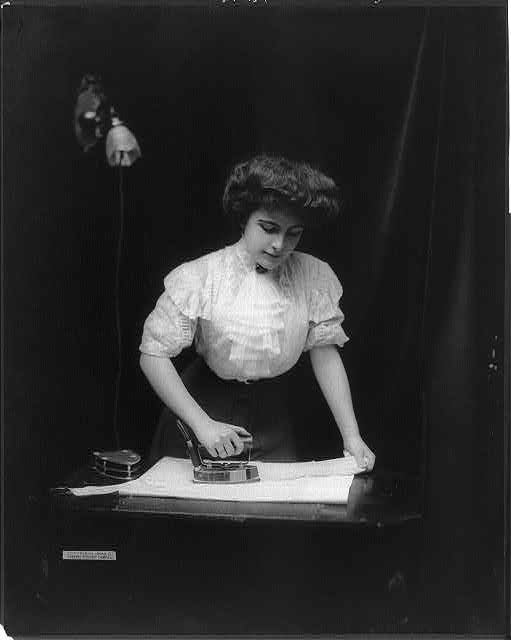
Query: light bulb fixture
74,74,141,166
105,117,142,167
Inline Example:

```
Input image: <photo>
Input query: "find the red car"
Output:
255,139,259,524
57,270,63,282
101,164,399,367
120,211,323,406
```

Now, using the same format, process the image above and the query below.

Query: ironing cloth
67,455,362,503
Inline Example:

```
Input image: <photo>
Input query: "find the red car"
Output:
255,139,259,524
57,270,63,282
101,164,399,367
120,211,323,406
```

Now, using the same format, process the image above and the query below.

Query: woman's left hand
343,435,375,471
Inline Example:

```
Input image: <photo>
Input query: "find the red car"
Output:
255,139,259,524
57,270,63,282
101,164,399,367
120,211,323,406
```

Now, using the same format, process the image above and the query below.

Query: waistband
221,369,294,386
185,356,295,390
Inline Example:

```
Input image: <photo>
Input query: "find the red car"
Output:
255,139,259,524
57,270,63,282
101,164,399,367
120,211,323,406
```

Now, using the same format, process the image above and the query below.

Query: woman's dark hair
222,155,341,228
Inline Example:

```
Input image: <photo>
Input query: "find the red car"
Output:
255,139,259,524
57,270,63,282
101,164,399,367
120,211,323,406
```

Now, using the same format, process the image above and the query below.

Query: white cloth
140,240,349,382
68,456,362,503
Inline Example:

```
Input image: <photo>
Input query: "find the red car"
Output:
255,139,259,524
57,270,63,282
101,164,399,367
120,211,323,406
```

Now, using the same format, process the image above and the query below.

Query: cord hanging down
112,162,125,449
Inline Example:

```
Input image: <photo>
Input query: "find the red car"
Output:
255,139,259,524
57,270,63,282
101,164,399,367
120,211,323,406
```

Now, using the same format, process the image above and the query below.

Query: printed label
62,550,116,561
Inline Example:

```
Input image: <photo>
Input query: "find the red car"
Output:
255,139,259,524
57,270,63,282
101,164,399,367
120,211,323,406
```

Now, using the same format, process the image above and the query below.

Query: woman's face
242,208,304,271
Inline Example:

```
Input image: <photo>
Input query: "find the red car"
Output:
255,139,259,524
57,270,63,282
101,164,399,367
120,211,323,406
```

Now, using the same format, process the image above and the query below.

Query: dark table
44,464,424,635
52,463,423,525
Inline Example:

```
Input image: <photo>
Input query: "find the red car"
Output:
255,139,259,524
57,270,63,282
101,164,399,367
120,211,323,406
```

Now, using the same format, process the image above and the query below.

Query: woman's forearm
140,354,250,457
139,353,210,435
309,345,360,442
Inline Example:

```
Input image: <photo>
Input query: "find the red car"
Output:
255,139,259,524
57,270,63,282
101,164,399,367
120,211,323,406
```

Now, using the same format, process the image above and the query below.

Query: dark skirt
149,357,301,464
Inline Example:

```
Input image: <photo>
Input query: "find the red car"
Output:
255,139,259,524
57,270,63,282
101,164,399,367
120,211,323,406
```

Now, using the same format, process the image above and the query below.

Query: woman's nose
272,234,285,251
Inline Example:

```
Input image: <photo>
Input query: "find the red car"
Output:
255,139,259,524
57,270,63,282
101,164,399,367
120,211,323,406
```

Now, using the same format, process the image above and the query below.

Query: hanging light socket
105,117,142,167
74,74,141,166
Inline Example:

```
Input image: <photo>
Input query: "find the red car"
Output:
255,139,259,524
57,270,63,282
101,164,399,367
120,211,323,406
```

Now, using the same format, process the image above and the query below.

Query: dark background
3,2,509,635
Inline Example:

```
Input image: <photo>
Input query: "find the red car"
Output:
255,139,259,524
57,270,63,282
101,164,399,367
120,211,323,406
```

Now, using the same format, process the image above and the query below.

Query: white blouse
140,240,349,382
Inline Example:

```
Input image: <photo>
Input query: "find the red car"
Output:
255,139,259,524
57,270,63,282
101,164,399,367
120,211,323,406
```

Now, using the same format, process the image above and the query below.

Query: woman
139,155,375,470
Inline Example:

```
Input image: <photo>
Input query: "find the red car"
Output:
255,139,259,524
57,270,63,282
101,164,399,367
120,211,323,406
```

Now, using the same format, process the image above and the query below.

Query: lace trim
163,259,215,320
140,293,197,357
304,318,349,351
218,267,287,377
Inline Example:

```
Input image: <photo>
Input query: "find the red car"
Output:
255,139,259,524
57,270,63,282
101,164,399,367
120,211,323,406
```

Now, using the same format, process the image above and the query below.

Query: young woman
139,155,375,470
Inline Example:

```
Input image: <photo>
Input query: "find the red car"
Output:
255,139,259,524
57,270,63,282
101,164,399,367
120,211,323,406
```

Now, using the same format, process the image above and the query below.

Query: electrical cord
112,160,125,449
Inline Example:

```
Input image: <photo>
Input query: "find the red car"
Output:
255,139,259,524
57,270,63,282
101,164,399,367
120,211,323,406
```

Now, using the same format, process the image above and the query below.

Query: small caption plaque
62,550,116,561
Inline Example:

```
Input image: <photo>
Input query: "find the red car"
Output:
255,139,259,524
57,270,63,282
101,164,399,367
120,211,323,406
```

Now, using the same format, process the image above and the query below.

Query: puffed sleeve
139,261,208,358
303,258,350,351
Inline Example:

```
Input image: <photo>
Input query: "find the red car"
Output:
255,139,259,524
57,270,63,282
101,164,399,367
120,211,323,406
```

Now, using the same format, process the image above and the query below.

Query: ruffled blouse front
140,240,349,382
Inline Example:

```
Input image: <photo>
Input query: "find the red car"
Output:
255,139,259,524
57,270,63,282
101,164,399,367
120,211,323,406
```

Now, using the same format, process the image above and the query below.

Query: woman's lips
258,252,287,271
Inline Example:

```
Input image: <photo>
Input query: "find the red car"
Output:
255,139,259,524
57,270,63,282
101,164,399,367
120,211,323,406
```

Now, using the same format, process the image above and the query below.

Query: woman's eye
260,224,277,233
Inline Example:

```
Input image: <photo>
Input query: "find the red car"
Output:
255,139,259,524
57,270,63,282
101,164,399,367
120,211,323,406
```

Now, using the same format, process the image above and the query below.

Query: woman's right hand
194,419,252,459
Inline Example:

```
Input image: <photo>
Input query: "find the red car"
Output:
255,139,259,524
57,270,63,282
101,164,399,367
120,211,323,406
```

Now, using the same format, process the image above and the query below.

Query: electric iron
176,419,260,484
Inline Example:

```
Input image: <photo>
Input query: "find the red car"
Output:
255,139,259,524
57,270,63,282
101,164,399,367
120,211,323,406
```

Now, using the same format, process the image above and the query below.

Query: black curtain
4,4,508,633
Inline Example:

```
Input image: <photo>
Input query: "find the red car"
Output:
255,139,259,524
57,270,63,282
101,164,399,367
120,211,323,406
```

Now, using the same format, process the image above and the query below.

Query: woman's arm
140,354,250,458
309,344,375,470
